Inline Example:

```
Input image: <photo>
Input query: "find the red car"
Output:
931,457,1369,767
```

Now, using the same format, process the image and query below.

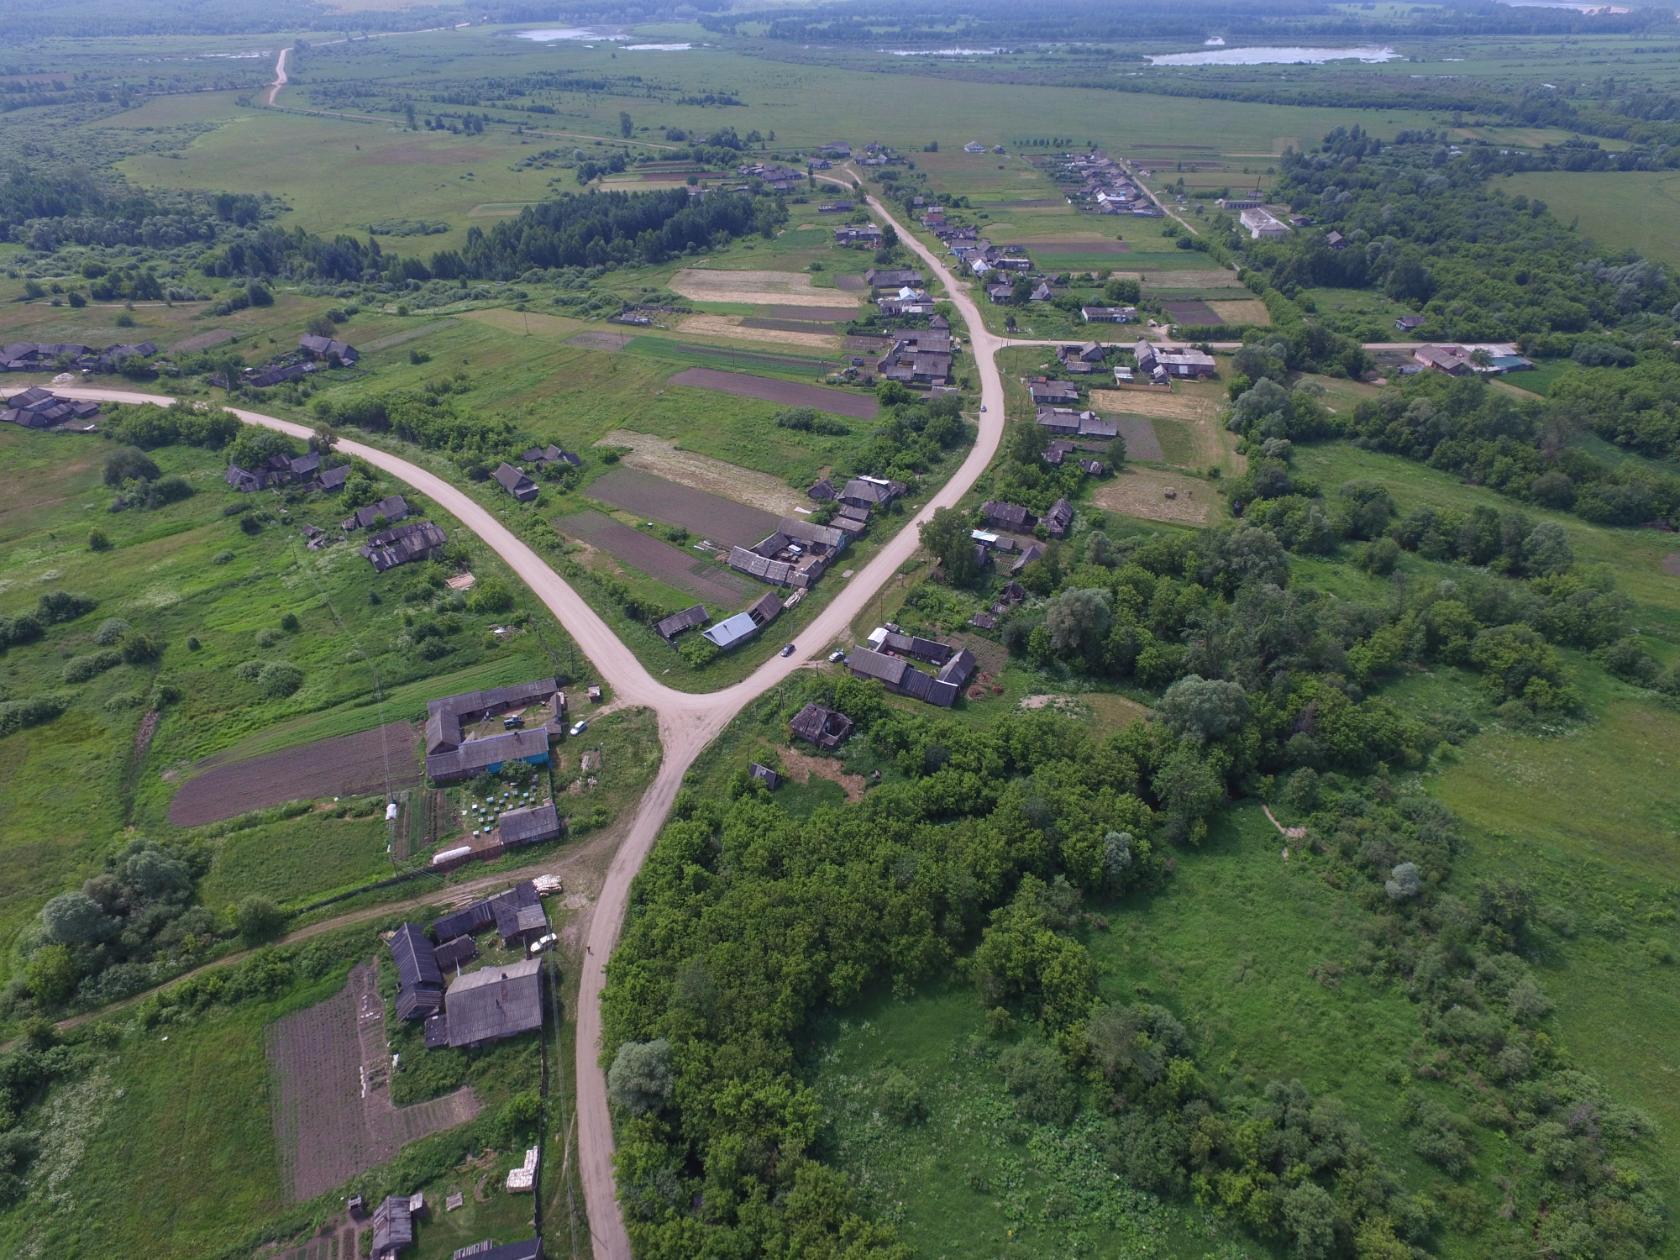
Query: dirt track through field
168,721,421,826
556,511,755,605
596,429,808,517
269,960,479,1202
668,366,878,417
588,467,781,548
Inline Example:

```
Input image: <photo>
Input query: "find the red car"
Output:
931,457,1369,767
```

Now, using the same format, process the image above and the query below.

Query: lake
1147,45,1400,66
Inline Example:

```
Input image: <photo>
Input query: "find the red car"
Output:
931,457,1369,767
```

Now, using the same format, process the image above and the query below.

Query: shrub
36,591,96,625
63,650,123,683
257,663,304,697
608,1038,674,1116
234,896,286,945
876,1070,927,1126
87,529,112,552
94,618,131,646
0,694,67,735
121,634,162,665
104,447,160,486
212,550,234,564
0,614,44,649
255,628,280,648
186,636,202,651
280,613,301,633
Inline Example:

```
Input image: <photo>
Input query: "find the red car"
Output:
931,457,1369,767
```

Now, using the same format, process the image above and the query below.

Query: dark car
780,643,796,657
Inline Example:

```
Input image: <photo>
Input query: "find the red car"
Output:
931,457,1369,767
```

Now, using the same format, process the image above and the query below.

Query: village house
1036,406,1118,439
847,639,976,708
1044,498,1074,539
866,267,925,290
1326,230,1347,250
839,475,906,513
361,520,447,573
497,802,563,849
298,334,360,366
987,283,1015,304
1029,281,1054,302
702,591,782,651
1413,343,1533,375
982,500,1037,532
1057,342,1106,375
866,625,953,665
0,339,158,373
521,443,582,468
341,494,409,532
1394,315,1425,334
834,224,883,248
1027,378,1080,406
423,678,565,783
441,959,544,1050
2,386,100,429
1134,340,1216,381
493,462,539,503
807,477,836,502
655,604,708,643
430,880,547,949
452,1239,542,1260
789,702,853,750
877,337,953,386
390,923,445,1022
729,518,850,589
372,1193,426,1260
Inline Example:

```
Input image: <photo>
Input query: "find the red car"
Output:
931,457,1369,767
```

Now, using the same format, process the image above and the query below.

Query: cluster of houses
736,161,802,192
385,879,552,1050
226,447,350,494
951,237,1034,280
2,386,100,429
361,519,448,573
876,328,955,386
1047,150,1161,218
846,625,977,708
727,516,852,590
360,1188,539,1260
488,446,580,505
867,266,937,318
967,579,1027,632
0,339,158,374
834,222,882,249
423,678,568,784
983,497,1074,540
241,334,360,389
1409,343,1534,376
962,140,1005,155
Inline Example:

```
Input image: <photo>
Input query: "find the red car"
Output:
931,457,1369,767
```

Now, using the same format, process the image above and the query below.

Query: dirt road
3,175,1005,1260
264,46,290,107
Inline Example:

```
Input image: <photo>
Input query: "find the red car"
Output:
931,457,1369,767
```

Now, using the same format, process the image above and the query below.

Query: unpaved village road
4,176,1006,1260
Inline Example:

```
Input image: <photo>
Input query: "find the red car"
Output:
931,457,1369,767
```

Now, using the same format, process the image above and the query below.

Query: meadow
1500,169,1680,271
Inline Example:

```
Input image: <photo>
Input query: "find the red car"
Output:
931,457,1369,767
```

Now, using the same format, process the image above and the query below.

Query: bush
63,650,123,683
186,636,202,651
121,634,162,665
104,447,160,486
87,529,112,552
257,663,304,697
0,694,67,735
212,550,234,564
255,628,280,649
876,1070,927,1126
998,1038,1078,1125
36,591,96,625
234,896,286,945
608,1038,674,1116
94,618,131,646
279,613,301,633
0,614,44,649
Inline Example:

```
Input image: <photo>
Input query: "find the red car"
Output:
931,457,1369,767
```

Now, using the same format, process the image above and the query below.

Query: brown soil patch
1162,299,1220,325
780,747,866,802
668,366,878,418
1092,468,1215,525
269,960,479,1202
1663,553,1680,577
1113,415,1164,462
555,510,755,605
1208,299,1271,326
755,303,858,322
671,268,861,307
677,313,838,350
168,721,421,826
587,466,781,548
1020,693,1151,728
833,274,867,291
742,317,840,336
596,429,808,517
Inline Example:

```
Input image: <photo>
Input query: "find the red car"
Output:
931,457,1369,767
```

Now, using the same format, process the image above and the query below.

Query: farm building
846,647,962,708
498,802,562,848
372,1192,425,1260
1239,208,1290,240
702,591,783,651
1081,306,1137,323
866,626,954,666
1027,379,1080,406
1,339,156,373
226,448,349,494
807,477,836,502
360,520,447,572
1134,341,1216,380
1395,315,1425,333
866,267,925,290
493,463,539,503
839,476,906,512
299,334,359,366
982,500,1036,532
1036,407,1117,439
341,495,409,532
424,679,565,782
655,604,708,642
2,386,100,429
834,224,882,247
430,880,547,948
452,1240,542,1260
434,935,479,972
1044,498,1074,539
749,763,782,789
1413,343,1534,375
728,519,849,590
444,959,544,1049
789,703,853,750
389,922,445,1022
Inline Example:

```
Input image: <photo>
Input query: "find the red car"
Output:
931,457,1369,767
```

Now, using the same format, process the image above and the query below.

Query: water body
516,27,627,42
625,43,694,51
885,47,1002,57
1147,45,1400,66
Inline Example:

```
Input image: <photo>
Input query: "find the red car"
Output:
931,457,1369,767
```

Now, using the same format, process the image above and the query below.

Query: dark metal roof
444,959,544,1048
498,802,562,847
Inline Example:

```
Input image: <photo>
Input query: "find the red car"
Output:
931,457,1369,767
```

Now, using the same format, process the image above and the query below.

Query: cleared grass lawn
198,807,394,911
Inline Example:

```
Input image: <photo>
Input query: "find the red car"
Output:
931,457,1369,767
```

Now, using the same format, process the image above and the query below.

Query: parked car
780,643,796,657
569,720,588,736
828,649,846,663
528,933,558,955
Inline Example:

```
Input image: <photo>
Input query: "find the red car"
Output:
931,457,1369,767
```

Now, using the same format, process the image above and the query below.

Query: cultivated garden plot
666,366,880,418
670,268,863,307
268,960,479,1203
587,467,782,548
555,510,756,606
168,721,423,827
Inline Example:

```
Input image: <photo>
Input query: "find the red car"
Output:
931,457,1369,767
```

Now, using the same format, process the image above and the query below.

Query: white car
569,720,588,736
828,650,846,663
528,933,558,955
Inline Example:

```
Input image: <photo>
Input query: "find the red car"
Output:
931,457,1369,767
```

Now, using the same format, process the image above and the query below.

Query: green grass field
1500,169,1680,271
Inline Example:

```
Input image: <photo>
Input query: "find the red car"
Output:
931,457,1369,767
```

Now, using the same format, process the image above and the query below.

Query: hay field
597,429,809,517
678,313,841,350
1092,468,1217,525
1208,299,1272,325
671,268,862,307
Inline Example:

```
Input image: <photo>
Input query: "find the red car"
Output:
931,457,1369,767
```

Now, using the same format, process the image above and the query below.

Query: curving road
264,46,290,107
5,179,1005,1259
